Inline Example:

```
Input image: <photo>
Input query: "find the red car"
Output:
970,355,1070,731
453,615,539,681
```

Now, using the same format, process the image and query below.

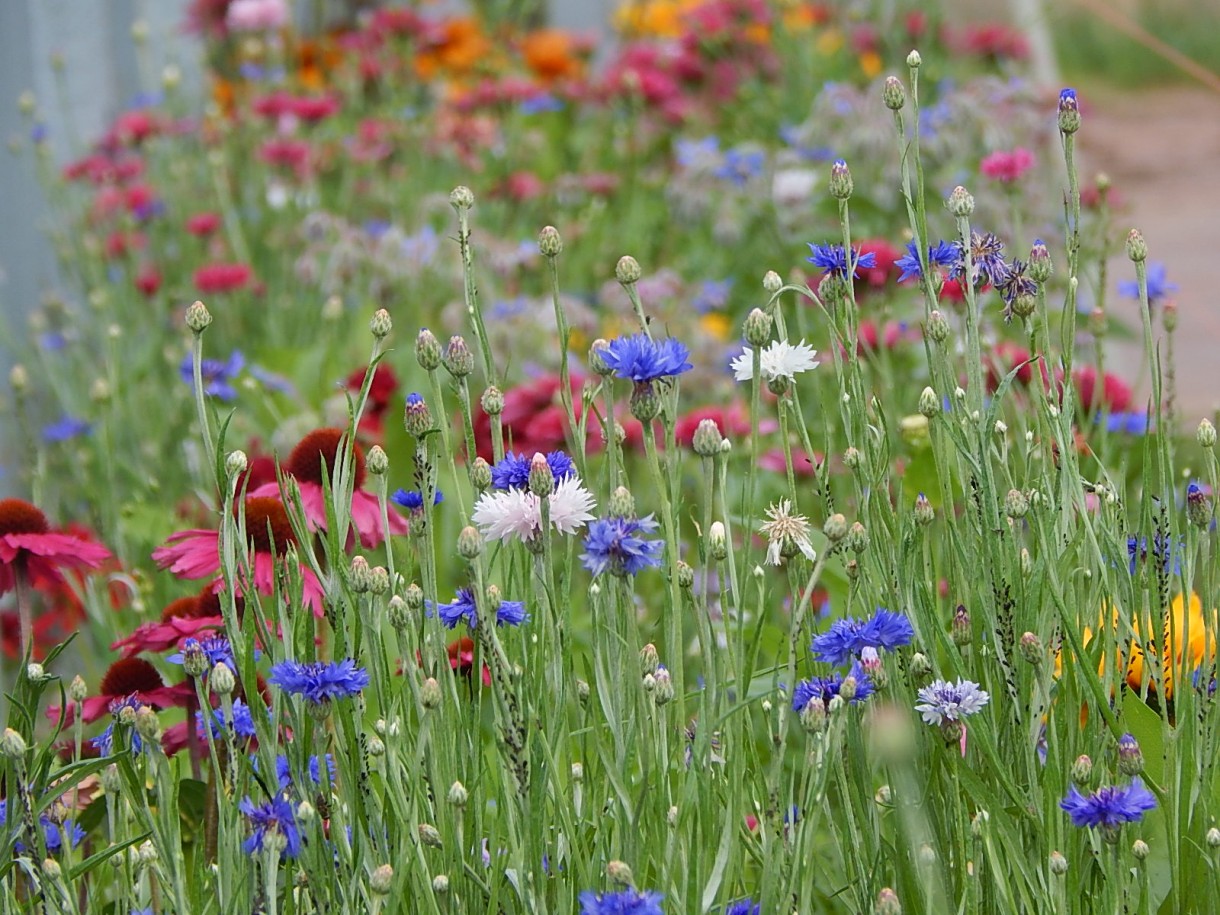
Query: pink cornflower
225,0,288,32
247,428,407,549
153,496,326,616
194,262,252,294
980,148,1035,183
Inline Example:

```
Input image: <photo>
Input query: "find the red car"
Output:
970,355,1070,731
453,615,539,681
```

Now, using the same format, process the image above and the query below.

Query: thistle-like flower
758,499,816,566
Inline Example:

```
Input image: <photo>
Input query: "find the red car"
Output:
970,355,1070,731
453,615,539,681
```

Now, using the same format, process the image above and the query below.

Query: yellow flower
859,51,882,80
699,313,731,342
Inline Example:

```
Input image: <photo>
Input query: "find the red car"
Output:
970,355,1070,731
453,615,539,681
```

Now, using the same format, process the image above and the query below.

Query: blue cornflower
806,242,877,280
675,135,720,166
41,416,92,443
168,635,242,671
248,365,295,395
239,795,301,858
810,609,914,666
268,659,369,704
430,587,529,629
520,93,564,115
197,698,258,740
391,488,444,511
726,901,761,915
180,350,245,401
401,225,439,265
895,240,958,283
951,232,1010,289
39,332,68,351
269,754,335,789
0,799,85,855
792,662,874,712
1126,533,1182,576
692,279,732,314
580,515,665,578
578,889,664,915
1103,411,1149,435
92,696,149,756
490,451,574,491
1060,780,1156,831
602,334,693,383
714,148,765,186
1118,262,1178,305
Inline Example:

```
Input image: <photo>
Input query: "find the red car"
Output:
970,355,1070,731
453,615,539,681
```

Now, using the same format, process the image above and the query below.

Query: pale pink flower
226,0,288,32
472,476,596,544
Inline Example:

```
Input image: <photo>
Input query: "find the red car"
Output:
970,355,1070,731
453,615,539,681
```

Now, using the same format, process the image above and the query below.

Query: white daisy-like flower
731,339,819,383
472,475,596,544
914,678,990,726
757,499,817,566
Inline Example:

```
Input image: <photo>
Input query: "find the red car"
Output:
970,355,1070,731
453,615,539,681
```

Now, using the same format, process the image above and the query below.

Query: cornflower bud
180,640,209,678
1005,489,1029,519
368,566,389,595
1057,88,1081,134
369,308,392,339
692,418,724,456
1071,754,1093,786
1020,632,1043,665
211,662,236,695
913,493,934,526
1050,851,1068,875
743,307,772,347
1188,483,1212,529
469,456,492,491
846,521,869,554
1132,839,1150,861
366,445,388,476
432,875,449,894
589,338,613,376
676,560,694,589
926,310,950,344
1207,828,1220,849
608,485,635,518
823,513,848,542
918,386,940,419
225,450,248,479
405,583,425,612
448,781,468,807
800,697,828,734
481,385,504,417
370,864,394,895
403,393,433,438
443,336,474,377
449,186,474,210
882,76,906,111
1117,733,1144,776
9,364,28,393
653,666,675,706
843,447,862,471
763,270,782,294
25,662,45,681
1164,301,1178,333
1089,308,1107,338
606,860,634,886
68,675,88,703
615,255,642,285
708,521,728,561
1125,228,1148,263
951,605,972,647
1028,239,1053,282
528,453,554,497
947,186,975,218
457,526,482,560
186,300,212,333
829,158,853,199
420,677,442,710
416,328,441,371
41,858,62,882
418,824,443,848
630,383,661,423
538,225,563,257
349,556,374,593
906,49,922,68
0,728,27,759
134,707,161,743
908,652,932,684
387,595,410,629
875,888,902,915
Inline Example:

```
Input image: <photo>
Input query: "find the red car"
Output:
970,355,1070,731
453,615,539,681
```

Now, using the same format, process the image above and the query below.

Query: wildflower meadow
0,1,1216,912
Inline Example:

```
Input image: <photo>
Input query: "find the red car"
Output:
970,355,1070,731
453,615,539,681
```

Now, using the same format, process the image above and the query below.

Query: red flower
291,95,341,123
186,212,222,237
153,496,326,616
473,374,596,459
258,138,312,174
984,341,1035,390
194,261,252,294
0,499,112,595
855,239,902,289
135,264,162,297
110,110,159,145
109,588,229,658
247,428,408,549
674,404,755,447
758,448,821,477
1070,366,1133,413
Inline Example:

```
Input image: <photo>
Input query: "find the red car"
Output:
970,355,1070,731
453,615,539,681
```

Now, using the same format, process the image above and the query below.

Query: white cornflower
472,475,596,544
731,339,819,383
757,499,817,566
914,679,990,726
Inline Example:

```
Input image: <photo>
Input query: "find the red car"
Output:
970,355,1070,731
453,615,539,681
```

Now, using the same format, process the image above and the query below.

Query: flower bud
653,666,675,706
946,186,975,218
480,385,504,417
1028,239,1053,282
926,309,950,344
1164,301,1178,332
538,225,563,257
1125,228,1148,263
906,49,922,68
134,707,161,743
448,781,468,807
186,300,213,333
1132,839,1149,861
9,364,28,393
606,860,634,886
913,493,934,526
589,338,613,376
403,392,433,438
211,662,236,695
1207,828,1220,849
1049,850,1068,875
630,382,661,423
101,764,121,794
951,605,971,647
469,456,492,491
708,521,728,561
1011,292,1036,319
846,522,869,554
829,158,853,199
743,307,772,347
457,526,483,560
615,255,641,285
443,336,474,378
875,888,902,915
882,76,906,111
676,560,694,589
817,272,848,307
0,728,27,759
1020,632,1043,665
432,874,449,894
369,308,392,339
41,858,62,882
370,864,394,895
823,513,848,542
607,486,635,519
843,447,862,470
69,675,88,703
366,445,388,476
369,566,389,595
25,662,45,681
528,453,554,497
800,697,828,734
1088,308,1107,338
918,386,940,419
420,677,442,709
350,556,374,593
180,640,209,678
1057,88,1081,134
387,595,410,630
405,583,425,612
908,652,932,684
418,823,443,848
1117,733,1144,776
449,186,474,210
692,418,724,456
1198,419,1217,449
1071,754,1093,786
1005,489,1029,519
763,270,782,294
415,328,441,371
1188,482,1212,528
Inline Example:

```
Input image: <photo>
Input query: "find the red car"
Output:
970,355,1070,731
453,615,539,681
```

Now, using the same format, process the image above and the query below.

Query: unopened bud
1207,828,1220,848
403,393,433,437
528,453,554,497
211,662,236,695
432,874,449,894
415,328,441,371
823,513,848,542
368,566,389,595
846,521,869,554
369,308,392,339
69,675,88,703
653,666,674,706
480,385,503,417
418,823,443,848
800,697,828,734
1132,839,1150,861
350,555,374,593
589,338,613,376
134,707,161,743
763,270,782,294
918,386,940,418
606,860,634,886
906,49,922,69
225,450,248,479
366,445,388,475
692,418,723,456
448,781,468,807
913,493,934,526
186,300,212,333
1028,239,1053,282
370,864,394,894
449,186,474,210
1020,632,1043,665
1071,754,1093,786
926,310,950,344
1188,483,1212,528
743,308,772,347
1125,229,1148,263
457,526,482,560
1117,733,1144,777
947,186,975,218
1005,489,1029,519
1050,850,1068,875
538,225,563,257
1198,419,1217,449
1057,88,1081,135
607,485,635,519
442,336,474,378
882,76,906,111
405,583,424,612
387,595,410,629
829,158,853,199
676,560,694,589
708,521,728,561
0,728,27,759
951,605,971,647
469,456,492,491
615,255,641,285
875,887,902,915
420,677,442,709
9,364,28,393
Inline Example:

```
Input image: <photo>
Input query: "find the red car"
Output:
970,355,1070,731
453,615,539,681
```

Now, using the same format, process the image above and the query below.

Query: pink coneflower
980,148,1035,183
110,588,229,658
153,496,326,616
194,261,252,294
248,428,407,549
0,497,112,596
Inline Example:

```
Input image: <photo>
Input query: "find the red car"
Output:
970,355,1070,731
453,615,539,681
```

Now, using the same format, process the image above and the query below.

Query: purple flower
1060,780,1156,830
239,795,301,858
430,588,528,629
914,678,990,725
951,231,1010,289
168,635,240,670
792,662,874,711
602,334,693,383
806,243,877,279
726,901,761,915
391,488,444,511
895,240,958,283
0,799,85,854
197,697,257,740
580,515,665,578
1118,262,1177,305
268,659,369,704
180,350,245,401
520,93,564,115
490,451,574,491
810,609,914,665
714,148,765,186
41,416,92,443
578,889,664,915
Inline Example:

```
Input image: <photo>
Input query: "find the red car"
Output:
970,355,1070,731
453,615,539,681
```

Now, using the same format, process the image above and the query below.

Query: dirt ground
1080,83,1220,427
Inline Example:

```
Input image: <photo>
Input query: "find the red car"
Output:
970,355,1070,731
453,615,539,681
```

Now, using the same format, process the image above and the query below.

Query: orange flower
521,29,584,82
415,17,492,79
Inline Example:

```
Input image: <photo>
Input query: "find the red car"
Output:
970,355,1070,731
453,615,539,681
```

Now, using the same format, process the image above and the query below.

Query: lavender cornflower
806,242,876,280
811,609,914,665
914,678,990,725
239,795,302,858
580,515,665,578
197,697,258,740
1060,780,1156,840
792,662,874,711
601,334,693,383
490,451,574,491
1118,262,1178,305
391,488,444,510
268,659,369,704
430,587,528,629
578,889,664,915
996,259,1038,321
180,350,244,401
714,148,765,186
951,231,1010,289
895,239,958,284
